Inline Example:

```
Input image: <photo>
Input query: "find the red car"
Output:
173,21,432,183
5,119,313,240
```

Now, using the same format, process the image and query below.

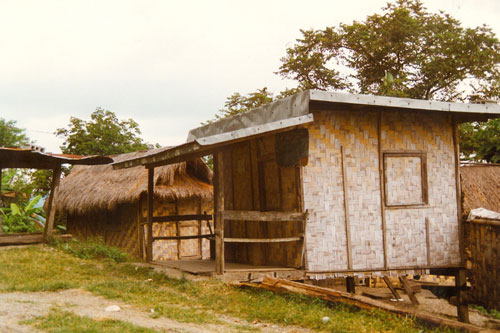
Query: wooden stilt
146,167,154,262
399,276,420,305
456,268,470,323
383,276,402,300
0,168,2,234
346,276,356,293
43,166,62,240
214,152,225,274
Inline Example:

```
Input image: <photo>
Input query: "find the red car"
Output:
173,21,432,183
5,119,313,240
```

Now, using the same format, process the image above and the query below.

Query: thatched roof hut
55,150,213,260
56,150,213,215
461,163,500,217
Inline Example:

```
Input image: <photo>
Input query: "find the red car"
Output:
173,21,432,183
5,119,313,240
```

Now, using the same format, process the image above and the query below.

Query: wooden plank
467,218,500,227
152,214,212,222
425,217,431,266
246,277,484,332
214,152,225,274
43,166,62,239
249,139,264,265
377,111,388,269
456,268,470,323
399,276,420,305
146,167,154,262
340,146,353,270
451,115,464,265
175,200,180,259
153,234,214,241
222,210,306,222
0,233,72,246
383,276,402,300
224,237,302,243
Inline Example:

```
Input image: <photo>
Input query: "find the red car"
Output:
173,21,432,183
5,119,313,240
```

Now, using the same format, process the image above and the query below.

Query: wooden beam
451,115,464,266
244,277,484,332
43,166,62,240
146,167,154,262
456,268,470,323
224,236,302,243
0,168,2,234
346,276,356,293
214,152,225,274
340,146,353,270
377,111,388,269
383,276,402,300
152,214,213,222
1,233,72,246
153,234,214,241
425,217,431,266
467,218,500,227
399,276,420,305
222,210,306,222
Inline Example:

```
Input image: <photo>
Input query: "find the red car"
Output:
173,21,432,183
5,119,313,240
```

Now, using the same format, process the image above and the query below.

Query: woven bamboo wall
465,220,500,310
222,137,302,267
67,196,213,260
302,109,460,273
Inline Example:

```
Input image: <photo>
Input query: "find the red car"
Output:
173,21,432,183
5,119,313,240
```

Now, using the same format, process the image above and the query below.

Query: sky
1,0,500,153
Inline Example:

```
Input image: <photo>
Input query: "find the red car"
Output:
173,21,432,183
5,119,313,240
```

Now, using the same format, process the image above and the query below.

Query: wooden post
214,152,225,274
456,268,470,323
146,167,154,262
43,165,62,240
451,115,465,266
425,217,431,266
0,167,2,234
383,276,402,300
340,146,353,270
399,276,420,305
346,276,356,293
377,111,388,269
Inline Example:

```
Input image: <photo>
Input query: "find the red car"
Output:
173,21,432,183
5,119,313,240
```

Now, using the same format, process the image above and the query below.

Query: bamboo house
55,151,213,260
113,91,500,284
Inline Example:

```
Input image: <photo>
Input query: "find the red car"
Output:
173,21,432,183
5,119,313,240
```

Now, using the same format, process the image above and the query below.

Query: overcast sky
1,0,500,153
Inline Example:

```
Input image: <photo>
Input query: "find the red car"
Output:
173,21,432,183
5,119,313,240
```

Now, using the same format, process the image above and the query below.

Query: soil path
0,289,308,332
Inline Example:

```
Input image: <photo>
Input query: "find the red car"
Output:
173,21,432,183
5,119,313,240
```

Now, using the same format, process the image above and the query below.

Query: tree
277,0,500,101
56,108,152,155
0,118,29,147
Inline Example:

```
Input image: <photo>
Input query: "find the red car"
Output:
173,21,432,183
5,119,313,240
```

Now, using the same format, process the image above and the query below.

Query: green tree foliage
459,119,500,163
56,108,152,155
277,0,500,101
0,118,29,147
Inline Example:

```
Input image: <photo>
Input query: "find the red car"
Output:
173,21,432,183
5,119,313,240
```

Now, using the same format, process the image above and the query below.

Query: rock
105,305,121,312
322,316,330,323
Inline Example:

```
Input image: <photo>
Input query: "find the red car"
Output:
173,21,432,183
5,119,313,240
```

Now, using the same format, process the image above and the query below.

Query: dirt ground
0,288,309,332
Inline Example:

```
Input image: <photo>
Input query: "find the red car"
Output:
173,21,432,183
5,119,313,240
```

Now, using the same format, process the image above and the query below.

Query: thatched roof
461,163,500,217
55,150,212,215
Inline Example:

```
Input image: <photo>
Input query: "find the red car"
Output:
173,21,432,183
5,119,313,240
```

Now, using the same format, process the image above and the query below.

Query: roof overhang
0,148,113,169
113,90,500,170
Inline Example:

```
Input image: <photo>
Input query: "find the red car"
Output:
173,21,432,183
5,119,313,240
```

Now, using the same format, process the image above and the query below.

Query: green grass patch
51,237,129,263
21,307,157,333
471,304,500,320
0,243,458,332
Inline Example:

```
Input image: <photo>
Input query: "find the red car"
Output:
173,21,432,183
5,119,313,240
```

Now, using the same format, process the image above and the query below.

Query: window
383,152,428,207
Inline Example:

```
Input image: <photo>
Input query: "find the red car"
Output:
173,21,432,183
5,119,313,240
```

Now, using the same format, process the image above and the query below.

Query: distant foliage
56,108,153,156
459,119,500,163
53,237,129,263
0,118,29,147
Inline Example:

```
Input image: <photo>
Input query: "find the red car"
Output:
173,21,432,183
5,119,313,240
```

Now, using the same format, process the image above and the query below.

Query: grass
0,242,459,332
471,304,500,320
22,307,158,333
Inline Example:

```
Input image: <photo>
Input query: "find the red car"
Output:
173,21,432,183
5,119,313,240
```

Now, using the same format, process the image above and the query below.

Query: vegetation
0,194,45,233
55,108,153,155
207,0,500,162
0,243,456,332
0,118,29,147
471,304,500,320
54,237,129,263
22,307,157,333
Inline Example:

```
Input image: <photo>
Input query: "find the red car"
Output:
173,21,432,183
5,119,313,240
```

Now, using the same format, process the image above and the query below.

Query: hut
113,91,500,316
460,163,500,217
55,150,213,261
460,163,500,310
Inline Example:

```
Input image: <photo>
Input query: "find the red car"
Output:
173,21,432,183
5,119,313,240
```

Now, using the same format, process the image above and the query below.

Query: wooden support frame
399,276,420,305
152,214,213,223
222,210,306,222
346,276,356,293
455,268,470,323
377,111,388,269
43,165,62,240
153,234,214,241
340,146,353,270
214,152,225,274
146,167,154,262
451,115,465,266
383,276,402,301
224,236,302,243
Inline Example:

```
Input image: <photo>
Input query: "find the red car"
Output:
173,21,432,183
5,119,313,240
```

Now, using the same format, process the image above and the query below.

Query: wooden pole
456,268,470,323
346,276,356,293
383,276,402,300
340,146,353,270
43,165,62,240
399,276,420,305
0,168,2,234
377,111,388,269
146,167,154,262
214,152,225,274
425,217,431,266
451,115,464,266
